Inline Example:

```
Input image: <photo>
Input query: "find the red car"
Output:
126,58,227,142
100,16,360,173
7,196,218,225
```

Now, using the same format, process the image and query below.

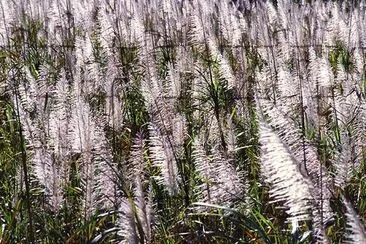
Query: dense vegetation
0,0,365,243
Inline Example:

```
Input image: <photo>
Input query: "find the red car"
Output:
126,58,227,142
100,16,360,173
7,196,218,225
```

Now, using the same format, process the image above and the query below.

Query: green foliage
1,1,366,243
123,83,149,133
0,101,27,242
329,40,355,75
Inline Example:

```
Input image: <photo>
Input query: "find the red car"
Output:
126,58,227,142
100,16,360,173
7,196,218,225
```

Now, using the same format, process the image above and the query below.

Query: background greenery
0,0,365,243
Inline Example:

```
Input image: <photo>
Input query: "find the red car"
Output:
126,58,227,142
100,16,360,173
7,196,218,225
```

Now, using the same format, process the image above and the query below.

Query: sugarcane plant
0,0,365,243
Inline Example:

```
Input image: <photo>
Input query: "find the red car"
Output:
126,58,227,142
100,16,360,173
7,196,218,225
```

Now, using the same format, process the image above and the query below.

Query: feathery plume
192,137,243,206
258,115,313,222
148,122,180,195
343,196,366,243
